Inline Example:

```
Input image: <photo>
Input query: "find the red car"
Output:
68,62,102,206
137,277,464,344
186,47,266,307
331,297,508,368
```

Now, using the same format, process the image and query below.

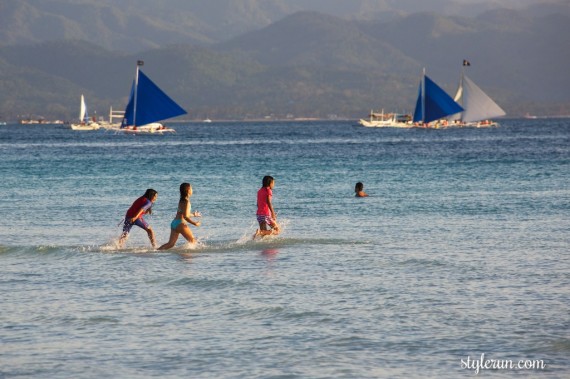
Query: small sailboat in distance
70,94,100,130
413,69,463,128
119,60,186,134
450,60,506,127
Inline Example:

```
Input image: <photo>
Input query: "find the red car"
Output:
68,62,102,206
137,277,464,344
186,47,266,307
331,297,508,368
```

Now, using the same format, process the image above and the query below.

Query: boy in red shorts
254,176,280,239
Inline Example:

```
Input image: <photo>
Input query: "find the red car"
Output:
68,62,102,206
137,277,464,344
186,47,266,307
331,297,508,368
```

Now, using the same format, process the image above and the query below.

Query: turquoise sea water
0,120,569,378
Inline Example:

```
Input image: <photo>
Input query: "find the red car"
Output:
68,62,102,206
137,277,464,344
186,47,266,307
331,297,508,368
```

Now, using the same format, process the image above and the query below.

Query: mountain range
0,0,568,121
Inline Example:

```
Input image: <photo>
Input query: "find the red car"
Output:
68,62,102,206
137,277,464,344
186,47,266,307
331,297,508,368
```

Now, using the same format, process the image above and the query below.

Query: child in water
118,189,158,248
158,182,201,250
355,182,369,197
254,175,280,239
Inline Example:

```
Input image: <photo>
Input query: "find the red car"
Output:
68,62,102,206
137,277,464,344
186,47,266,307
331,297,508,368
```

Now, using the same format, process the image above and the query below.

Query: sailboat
119,61,186,134
413,69,463,128
70,95,100,130
450,61,506,127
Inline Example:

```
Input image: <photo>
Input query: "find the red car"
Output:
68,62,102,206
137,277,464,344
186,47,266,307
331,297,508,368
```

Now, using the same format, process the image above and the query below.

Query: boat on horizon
70,95,100,131
97,106,125,129
412,69,464,128
358,109,412,128
119,60,186,134
448,61,506,127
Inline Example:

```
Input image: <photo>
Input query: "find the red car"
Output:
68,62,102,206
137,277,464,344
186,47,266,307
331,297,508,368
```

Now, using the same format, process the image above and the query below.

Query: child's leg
118,220,132,247
145,226,156,248
158,230,180,250
118,231,129,247
179,224,196,244
270,226,280,235
258,221,274,236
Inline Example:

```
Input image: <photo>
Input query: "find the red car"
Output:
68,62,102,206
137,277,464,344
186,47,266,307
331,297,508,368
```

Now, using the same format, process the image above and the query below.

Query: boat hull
70,122,100,131
118,122,175,134
359,119,412,128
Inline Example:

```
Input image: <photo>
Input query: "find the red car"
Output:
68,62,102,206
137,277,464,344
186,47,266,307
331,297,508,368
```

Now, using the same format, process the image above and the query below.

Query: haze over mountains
0,0,568,121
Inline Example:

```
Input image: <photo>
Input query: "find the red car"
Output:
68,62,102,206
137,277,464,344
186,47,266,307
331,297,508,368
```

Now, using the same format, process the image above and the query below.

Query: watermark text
461,353,546,374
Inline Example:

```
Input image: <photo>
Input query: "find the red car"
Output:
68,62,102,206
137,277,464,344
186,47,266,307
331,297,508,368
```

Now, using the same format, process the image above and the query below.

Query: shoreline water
1,119,568,378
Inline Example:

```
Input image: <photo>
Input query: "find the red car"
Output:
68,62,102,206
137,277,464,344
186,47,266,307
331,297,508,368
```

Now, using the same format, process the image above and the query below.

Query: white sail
447,79,464,121
79,94,86,122
453,82,463,103
460,75,505,123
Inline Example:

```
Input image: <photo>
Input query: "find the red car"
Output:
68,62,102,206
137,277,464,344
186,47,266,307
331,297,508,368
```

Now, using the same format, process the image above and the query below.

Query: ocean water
0,119,568,378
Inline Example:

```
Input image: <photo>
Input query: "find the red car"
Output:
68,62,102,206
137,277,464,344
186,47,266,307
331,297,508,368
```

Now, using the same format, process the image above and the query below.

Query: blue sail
413,74,463,124
413,83,423,123
122,70,186,127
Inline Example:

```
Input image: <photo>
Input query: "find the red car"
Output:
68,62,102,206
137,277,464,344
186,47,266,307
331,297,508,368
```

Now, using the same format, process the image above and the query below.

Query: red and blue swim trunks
256,215,275,226
122,217,149,233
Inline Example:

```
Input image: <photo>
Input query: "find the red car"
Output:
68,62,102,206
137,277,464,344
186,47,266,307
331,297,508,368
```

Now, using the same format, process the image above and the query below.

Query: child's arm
184,215,201,226
267,194,280,232
182,201,201,226
267,194,277,220
130,208,146,223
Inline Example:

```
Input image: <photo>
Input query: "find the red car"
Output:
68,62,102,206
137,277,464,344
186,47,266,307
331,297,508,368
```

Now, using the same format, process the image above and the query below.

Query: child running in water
158,182,201,250
254,176,280,239
118,189,158,248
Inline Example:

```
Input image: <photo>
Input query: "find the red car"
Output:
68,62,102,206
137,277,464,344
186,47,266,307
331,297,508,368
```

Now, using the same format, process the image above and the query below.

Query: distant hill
218,11,419,74
0,0,551,52
0,1,569,121
363,8,570,102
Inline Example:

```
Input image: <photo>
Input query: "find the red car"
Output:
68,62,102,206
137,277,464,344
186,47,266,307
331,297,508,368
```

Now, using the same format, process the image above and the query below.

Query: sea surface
0,119,568,378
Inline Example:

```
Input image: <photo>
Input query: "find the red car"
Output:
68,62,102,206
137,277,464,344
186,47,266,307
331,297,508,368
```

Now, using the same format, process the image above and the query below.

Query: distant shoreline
3,115,570,126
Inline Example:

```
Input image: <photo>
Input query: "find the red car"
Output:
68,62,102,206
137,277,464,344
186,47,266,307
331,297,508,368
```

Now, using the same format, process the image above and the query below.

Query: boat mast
460,60,467,102
458,59,469,121
421,67,426,124
133,60,144,127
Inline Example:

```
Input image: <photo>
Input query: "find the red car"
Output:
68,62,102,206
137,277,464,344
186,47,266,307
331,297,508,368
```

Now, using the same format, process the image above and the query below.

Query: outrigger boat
412,69,464,128
359,109,412,128
119,60,186,134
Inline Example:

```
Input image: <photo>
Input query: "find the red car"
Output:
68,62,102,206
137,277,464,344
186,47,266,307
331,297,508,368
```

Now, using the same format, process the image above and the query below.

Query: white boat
412,69,464,128
118,60,185,134
119,122,176,134
98,107,125,129
359,109,412,128
449,62,506,127
70,95,100,130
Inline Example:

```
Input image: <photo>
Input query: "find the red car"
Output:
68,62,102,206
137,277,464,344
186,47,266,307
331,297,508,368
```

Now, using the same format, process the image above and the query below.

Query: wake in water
96,219,289,254
96,217,328,254
0,217,365,256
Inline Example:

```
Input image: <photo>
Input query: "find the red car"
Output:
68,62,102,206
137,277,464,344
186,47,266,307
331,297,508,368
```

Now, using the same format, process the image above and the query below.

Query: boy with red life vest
118,189,158,248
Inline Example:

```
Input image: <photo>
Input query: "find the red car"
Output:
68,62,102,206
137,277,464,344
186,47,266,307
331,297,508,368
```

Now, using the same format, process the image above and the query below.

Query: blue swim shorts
170,219,184,230
122,217,149,234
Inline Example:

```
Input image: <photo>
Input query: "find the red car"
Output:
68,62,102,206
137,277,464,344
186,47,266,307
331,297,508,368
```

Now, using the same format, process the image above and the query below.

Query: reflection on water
261,248,279,258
